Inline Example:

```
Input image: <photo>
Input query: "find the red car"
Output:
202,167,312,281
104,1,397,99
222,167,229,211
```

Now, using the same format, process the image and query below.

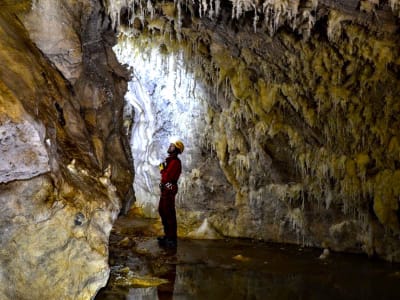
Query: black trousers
158,188,177,239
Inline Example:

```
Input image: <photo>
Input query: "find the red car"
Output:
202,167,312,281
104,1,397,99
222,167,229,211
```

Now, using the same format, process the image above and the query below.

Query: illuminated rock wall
111,1,400,261
0,1,132,299
113,43,211,217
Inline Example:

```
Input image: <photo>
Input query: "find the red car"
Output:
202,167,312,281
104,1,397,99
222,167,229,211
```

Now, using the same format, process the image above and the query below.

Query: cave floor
96,214,400,300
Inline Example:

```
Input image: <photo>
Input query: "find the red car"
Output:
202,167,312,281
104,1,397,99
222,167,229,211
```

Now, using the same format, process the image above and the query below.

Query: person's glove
159,162,166,171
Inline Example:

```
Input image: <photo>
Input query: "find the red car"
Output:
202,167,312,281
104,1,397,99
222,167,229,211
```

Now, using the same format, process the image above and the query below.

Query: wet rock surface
96,213,400,300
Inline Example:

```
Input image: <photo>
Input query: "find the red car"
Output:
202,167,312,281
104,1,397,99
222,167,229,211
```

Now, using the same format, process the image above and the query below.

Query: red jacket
161,155,182,185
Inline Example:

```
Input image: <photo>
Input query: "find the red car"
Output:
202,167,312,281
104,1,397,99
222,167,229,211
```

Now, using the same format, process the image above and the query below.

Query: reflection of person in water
157,247,177,300
157,140,184,248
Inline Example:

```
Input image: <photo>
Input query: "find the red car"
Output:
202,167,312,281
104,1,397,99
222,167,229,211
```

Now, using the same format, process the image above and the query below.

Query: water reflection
96,215,400,300
156,246,176,300
127,287,157,299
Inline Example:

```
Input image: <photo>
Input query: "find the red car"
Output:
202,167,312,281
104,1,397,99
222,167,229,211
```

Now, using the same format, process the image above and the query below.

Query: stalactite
389,0,400,16
107,0,400,40
106,0,400,259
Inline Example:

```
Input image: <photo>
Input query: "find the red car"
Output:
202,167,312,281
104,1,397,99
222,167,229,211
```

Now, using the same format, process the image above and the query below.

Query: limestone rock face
0,176,114,299
110,1,400,261
0,1,132,299
0,120,49,182
22,0,85,83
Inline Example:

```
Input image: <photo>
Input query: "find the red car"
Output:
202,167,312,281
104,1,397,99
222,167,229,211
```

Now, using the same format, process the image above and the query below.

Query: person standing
158,140,184,247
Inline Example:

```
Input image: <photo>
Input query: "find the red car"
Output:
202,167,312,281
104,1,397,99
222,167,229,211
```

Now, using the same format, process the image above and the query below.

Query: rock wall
111,0,400,261
0,1,133,299
1,1,400,299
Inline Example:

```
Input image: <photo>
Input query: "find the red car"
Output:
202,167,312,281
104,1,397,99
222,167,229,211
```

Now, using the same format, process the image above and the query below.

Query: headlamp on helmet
173,140,184,153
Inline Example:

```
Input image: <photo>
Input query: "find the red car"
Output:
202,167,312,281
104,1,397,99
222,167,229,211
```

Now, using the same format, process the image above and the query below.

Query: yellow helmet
173,140,184,153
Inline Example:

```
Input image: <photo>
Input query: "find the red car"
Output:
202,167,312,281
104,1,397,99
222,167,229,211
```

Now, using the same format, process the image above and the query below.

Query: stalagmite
187,218,223,239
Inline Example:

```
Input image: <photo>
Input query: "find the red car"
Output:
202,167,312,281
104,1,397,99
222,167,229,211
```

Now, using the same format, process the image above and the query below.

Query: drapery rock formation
111,0,400,261
1,0,400,299
0,1,132,299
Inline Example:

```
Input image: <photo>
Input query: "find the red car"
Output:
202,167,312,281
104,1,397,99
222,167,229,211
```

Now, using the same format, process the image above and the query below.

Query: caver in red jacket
158,150,182,241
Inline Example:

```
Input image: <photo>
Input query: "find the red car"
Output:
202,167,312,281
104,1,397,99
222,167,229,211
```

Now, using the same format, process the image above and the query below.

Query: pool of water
96,215,400,300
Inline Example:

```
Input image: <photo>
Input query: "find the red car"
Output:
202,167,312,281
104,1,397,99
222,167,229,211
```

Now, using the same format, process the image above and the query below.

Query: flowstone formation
0,1,133,299
110,0,400,261
113,43,211,218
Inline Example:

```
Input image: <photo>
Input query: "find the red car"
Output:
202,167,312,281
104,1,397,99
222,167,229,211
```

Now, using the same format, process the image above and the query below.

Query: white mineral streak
113,39,208,217
187,218,223,239
106,0,155,28
389,0,400,16
107,0,132,28
231,0,258,19
390,0,400,10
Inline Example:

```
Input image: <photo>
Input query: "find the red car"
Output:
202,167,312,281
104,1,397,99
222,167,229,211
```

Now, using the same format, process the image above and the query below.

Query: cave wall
0,1,133,299
0,1,399,299
112,0,400,261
